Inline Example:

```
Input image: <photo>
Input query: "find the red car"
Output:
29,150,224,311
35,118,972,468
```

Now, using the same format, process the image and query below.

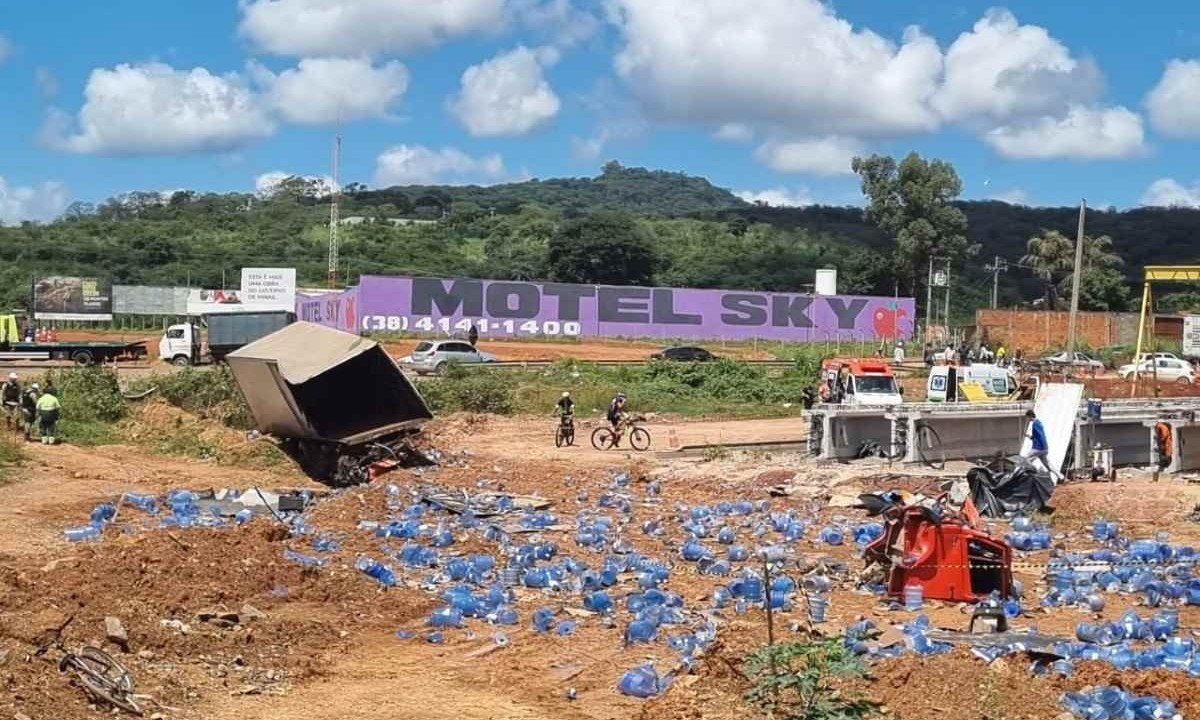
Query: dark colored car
650,346,718,362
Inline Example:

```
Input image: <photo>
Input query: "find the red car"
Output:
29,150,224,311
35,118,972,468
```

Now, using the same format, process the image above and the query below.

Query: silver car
399,340,498,375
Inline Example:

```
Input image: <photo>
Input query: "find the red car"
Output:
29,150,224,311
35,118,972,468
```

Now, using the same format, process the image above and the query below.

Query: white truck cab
159,323,201,366
820,359,903,406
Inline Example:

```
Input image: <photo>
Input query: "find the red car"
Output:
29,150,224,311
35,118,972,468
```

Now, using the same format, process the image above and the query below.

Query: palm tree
1058,234,1125,298
1021,230,1074,308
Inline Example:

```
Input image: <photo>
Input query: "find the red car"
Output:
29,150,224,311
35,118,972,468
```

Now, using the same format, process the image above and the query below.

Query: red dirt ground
1,404,1199,720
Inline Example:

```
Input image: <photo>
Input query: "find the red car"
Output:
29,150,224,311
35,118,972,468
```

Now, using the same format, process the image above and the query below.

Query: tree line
4,157,1200,320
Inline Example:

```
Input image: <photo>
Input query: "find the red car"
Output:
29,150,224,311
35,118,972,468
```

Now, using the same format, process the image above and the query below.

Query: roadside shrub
743,638,875,720
142,365,255,429
423,367,516,415
49,368,127,422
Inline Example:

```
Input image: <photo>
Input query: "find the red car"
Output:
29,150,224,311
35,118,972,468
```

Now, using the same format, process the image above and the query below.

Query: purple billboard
297,286,359,333
350,275,913,342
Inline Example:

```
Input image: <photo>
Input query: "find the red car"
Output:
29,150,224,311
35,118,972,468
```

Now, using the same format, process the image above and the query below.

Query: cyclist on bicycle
556,391,575,418
607,392,627,429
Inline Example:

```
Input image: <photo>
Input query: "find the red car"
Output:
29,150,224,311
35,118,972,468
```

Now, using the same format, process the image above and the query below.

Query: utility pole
1066,199,1087,355
987,256,1007,309
327,129,342,289
925,257,933,346
943,259,951,341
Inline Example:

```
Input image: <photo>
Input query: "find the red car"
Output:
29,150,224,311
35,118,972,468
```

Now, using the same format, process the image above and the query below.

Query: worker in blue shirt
1024,409,1059,481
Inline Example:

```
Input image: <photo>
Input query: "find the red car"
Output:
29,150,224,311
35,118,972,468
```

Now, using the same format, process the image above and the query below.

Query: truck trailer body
227,322,433,485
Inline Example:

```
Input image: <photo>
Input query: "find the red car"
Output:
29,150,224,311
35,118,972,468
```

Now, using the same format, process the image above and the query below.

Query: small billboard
33,276,113,321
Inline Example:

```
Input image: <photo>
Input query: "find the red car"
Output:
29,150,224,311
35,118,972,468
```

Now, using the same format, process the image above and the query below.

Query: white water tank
815,269,838,296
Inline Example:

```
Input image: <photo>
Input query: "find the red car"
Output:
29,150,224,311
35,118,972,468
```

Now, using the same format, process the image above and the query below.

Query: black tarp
966,455,1055,517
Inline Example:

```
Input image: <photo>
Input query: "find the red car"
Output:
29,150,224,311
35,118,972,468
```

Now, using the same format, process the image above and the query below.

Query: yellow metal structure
1131,266,1200,396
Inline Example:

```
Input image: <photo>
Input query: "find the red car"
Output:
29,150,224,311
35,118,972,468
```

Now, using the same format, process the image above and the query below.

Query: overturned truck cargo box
227,322,433,486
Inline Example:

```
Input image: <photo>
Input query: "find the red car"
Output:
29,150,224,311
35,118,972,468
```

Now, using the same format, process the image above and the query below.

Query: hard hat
562,391,570,398
7,373,15,380
30,383,39,390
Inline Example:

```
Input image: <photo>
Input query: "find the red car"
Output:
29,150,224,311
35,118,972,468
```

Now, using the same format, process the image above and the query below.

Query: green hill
4,161,1200,321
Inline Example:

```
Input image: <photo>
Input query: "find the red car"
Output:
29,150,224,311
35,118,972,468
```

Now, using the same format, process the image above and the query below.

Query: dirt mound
125,399,293,470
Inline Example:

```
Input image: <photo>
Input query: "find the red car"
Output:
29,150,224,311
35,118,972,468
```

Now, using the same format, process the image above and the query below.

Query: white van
927,364,1017,402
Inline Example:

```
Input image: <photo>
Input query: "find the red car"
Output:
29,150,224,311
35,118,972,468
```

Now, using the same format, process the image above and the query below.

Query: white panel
1021,382,1085,480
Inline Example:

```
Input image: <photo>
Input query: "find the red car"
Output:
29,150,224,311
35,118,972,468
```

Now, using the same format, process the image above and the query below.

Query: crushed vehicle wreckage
227,322,435,487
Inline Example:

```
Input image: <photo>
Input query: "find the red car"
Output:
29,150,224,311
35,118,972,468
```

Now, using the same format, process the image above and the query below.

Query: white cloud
375,145,507,186
0,177,69,225
608,0,942,137
753,137,863,176
450,46,560,137
934,9,1102,125
570,134,607,162
570,79,648,163
252,57,408,125
255,171,335,197
1140,178,1200,208
512,0,601,48
239,0,506,56
714,124,754,142
44,62,274,155
1146,60,1200,138
984,105,1146,160
34,67,59,100
735,187,813,207
990,188,1031,205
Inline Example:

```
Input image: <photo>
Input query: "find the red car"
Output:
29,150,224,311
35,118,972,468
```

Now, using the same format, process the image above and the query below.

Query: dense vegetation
421,357,822,418
5,158,1200,322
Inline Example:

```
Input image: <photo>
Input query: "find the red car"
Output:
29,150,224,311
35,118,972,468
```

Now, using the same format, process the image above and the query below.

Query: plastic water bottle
807,594,828,623
64,526,100,542
818,527,844,545
122,492,158,514
532,607,555,633
618,666,663,698
90,503,117,527
584,591,613,613
626,619,657,644
429,607,464,628
903,584,923,611
235,508,253,525
283,548,327,566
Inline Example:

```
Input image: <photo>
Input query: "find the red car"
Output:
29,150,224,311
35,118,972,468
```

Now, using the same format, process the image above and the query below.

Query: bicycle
35,616,143,716
555,413,576,448
591,415,651,451
870,418,945,470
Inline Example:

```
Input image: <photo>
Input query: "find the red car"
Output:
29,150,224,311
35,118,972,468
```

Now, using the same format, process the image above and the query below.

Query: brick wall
975,309,1141,353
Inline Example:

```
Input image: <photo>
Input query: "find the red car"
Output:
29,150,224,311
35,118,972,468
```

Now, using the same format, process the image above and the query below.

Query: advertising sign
186,268,296,315
33,276,113,321
297,287,359,333
1183,316,1200,358
353,275,914,341
241,267,296,309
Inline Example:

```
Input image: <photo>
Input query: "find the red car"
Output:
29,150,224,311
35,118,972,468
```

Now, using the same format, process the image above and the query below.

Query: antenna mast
327,130,342,288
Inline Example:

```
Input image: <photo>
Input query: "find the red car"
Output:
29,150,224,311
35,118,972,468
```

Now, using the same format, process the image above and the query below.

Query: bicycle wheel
629,427,651,451
591,427,615,450
565,427,576,446
914,424,945,470
64,647,142,715
555,427,565,448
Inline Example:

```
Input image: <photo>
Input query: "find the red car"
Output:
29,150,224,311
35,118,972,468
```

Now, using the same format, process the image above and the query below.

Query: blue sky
3,0,1200,223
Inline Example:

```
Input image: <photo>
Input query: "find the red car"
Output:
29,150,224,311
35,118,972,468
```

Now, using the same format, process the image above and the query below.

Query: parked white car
1119,357,1195,384
398,340,498,375
1041,351,1106,371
